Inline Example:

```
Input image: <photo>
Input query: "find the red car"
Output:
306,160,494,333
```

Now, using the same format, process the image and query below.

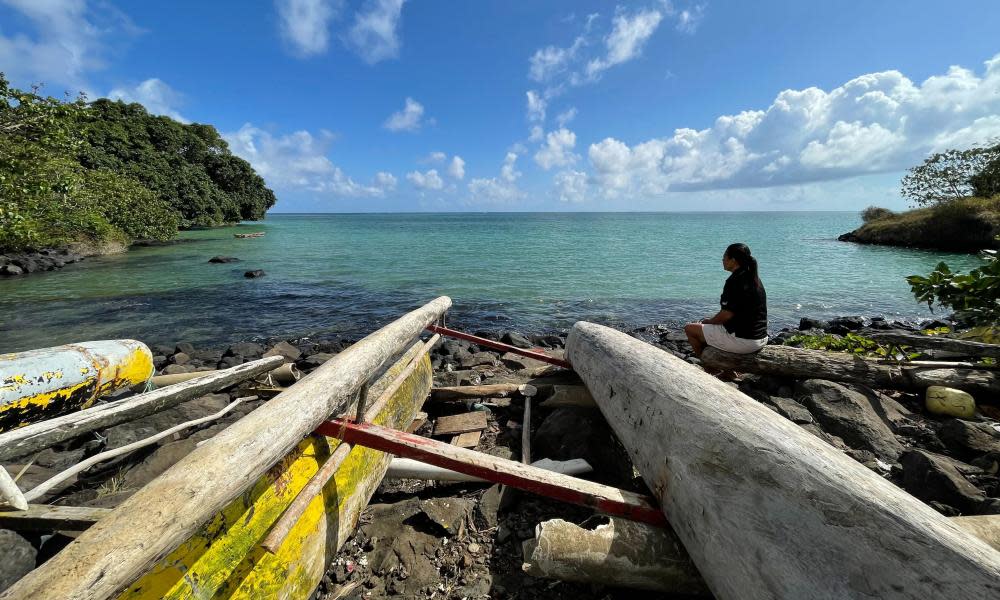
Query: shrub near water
861,206,894,222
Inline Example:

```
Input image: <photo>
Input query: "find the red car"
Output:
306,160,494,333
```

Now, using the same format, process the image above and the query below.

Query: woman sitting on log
685,243,768,357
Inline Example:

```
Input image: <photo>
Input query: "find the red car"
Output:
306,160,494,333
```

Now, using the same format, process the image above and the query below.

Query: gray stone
171,352,191,365
123,438,198,489
419,497,472,536
224,342,263,358
767,396,814,424
476,485,502,529
174,342,195,355
208,256,239,263
900,449,986,513
264,341,301,361
0,529,37,592
459,352,500,368
797,380,904,460
0,264,24,277
299,352,334,369
244,269,265,278
938,419,1000,460
161,364,194,375
501,331,532,349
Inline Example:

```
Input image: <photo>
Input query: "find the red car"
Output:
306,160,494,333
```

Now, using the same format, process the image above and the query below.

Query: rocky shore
2,316,999,598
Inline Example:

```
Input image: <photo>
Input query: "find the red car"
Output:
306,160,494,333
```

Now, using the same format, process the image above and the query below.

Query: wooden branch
0,504,111,532
567,321,1000,600
24,399,243,503
866,331,1000,358
0,356,283,462
0,467,28,511
1,296,451,600
700,345,1000,396
430,383,537,401
522,397,532,464
314,418,666,526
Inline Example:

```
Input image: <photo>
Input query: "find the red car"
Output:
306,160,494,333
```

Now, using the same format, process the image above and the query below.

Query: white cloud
468,152,525,204
276,0,339,57
426,151,447,163
448,155,465,179
579,53,1000,198
108,78,186,122
526,90,547,122
224,123,395,197
406,168,444,190
585,8,663,80
534,128,579,170
344,0,405,64
556,107,578,127
675,4,706,34
0,0,138,92
554,169,588,203
383,97,426,132
528,125,544,142
529,35,585,83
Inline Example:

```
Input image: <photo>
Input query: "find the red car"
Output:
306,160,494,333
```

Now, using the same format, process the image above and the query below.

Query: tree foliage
900,144,1000,207
860,206,894,222
0,74,275,253
908,245,1000,326
971,154,1000,199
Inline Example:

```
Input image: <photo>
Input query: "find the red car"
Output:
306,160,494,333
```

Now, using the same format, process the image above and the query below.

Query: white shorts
702,324,768,354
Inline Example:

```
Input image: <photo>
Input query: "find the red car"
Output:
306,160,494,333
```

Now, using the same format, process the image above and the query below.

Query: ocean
0,212,984,353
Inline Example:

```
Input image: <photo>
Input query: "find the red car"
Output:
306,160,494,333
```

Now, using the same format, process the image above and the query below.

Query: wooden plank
566,321,1000,600
314,418,666,526
701,344,1000,396
0,356,283,462
522,397,532,464
433,411,488,436
450,431,481,448
431,383,537,400
1,297,451,600
867,331,1000,358
0,504,111,532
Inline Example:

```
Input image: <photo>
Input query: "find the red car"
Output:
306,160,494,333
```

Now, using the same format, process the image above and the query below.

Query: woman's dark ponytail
725,242,762,289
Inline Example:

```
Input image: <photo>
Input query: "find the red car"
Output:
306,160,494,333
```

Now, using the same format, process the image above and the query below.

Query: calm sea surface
0,213,985,353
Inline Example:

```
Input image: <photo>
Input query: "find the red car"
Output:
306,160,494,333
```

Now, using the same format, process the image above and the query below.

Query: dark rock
208,256,240,263
938,419,1000,460
531,334,564,348
419,498,472,536
123,438,198,489
900,449,986,512
439,339,472,356
264,341,301,361
298,352,335,369
798,317,828,331
171,352,191,365
0,529,37,591
175,342,195,355
476,485,502,529
224,342,264,359
500,331,532,349
152,355,168,370
797,380,903,460
533,407,635,487
458,352,499,369
217,355,243,370
826,316,865,335
767,396,814,424
0,264,24,277
244,269,265,278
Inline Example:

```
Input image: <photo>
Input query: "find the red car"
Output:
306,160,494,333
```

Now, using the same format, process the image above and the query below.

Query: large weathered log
867,331,1000,358
1,297,451,600
567,322,1000,600
522,517,708,595
0,356,283,462
701,344,1000,396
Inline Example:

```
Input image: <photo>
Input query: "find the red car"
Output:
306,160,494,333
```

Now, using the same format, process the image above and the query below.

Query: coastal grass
847,196,1000,251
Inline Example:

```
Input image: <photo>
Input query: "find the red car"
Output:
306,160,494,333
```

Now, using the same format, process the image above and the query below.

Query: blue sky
2,1,1000,212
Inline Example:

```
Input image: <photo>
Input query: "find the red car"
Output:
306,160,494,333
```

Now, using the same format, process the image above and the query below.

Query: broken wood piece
24,399,244,503
539,385,596,408
567,321,1000,600
0,504,111,532
522,517,708,595
0,356,283,462
430,383,537,401
314,418,665,525
866,331,1000,358
385,457,593,482
433,411,488,436
701,344,1000,396
450,431,481,448
3,297,451,600
522,396,532,464
0,466,28,511
406,411,428,433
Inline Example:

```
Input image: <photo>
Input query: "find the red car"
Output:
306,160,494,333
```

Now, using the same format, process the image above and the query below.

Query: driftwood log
567,322,1000,600
867,331,1000,358
430,383,537,400
1,296,451,600
701,344,1000,396
0,356,283,462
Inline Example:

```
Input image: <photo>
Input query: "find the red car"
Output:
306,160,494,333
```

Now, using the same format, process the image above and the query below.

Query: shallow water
0,212,984,352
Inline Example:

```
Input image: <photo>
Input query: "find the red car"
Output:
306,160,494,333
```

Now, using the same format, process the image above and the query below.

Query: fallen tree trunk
567,322,1000,600
522,517,708,595
2,296,451,600
701,344,1000,396
0,356,283,462
867,331,1000,358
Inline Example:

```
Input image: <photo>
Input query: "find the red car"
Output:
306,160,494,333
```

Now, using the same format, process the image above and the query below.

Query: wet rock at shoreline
0,248,84,277
208,256,240,263
244,269,265,278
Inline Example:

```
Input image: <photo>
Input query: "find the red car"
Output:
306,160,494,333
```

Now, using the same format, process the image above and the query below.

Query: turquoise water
0,213,984,353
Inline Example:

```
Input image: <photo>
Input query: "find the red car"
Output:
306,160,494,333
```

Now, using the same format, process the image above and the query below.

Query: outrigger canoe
2,297,450,600
0,341,153,432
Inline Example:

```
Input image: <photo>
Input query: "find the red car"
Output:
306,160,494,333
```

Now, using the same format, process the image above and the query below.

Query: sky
2,1,1000,212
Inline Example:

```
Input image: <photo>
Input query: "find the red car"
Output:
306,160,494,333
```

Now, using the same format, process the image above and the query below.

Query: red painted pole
426,324,573,370
314,418,666,526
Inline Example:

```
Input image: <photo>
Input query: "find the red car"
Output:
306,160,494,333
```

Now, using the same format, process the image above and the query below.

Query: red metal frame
426,324,573,369
315,418,666,526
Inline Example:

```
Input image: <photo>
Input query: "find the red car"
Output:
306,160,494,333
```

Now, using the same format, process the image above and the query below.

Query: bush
861,206,894,223
908,241,1000,326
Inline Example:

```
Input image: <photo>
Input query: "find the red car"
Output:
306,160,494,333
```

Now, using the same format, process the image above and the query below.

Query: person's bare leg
684,322,706,357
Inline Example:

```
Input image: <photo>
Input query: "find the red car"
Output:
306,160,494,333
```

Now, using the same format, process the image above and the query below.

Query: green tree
900,144,1000,207
971,154,1000,199
907,244,1000,326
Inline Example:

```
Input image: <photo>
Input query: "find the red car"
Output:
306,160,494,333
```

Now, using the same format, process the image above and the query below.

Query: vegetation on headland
0,75,275,254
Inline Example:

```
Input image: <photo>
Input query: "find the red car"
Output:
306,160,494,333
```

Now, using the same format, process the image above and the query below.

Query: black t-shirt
720,268,768,339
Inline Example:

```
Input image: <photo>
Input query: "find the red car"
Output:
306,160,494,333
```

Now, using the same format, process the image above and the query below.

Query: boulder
244,270,265,278
926,386,975,419
798,317,828,331
459,352,500,368
161,364,194,376
264,341,301,362
766,396,814,424
174,342,195,355
123,438,198,490
0,529,37,592
938,419,1000,460
826,316,865,334
223,342,264,359
899,449,986,513
499,352,548,371
501,331,532,349
419,497,472,536
170,352,191,365
797,380,904,460
298,352,335,369
208,256,240,263
0,264,24,277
